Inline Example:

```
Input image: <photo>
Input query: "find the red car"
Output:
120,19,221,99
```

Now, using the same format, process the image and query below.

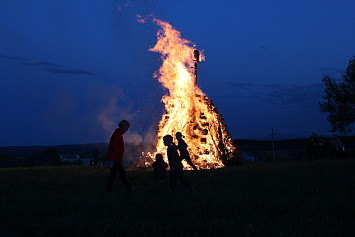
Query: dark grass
1,159,354,237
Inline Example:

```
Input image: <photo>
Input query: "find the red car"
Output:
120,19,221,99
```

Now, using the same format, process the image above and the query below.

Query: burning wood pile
140,19,237,169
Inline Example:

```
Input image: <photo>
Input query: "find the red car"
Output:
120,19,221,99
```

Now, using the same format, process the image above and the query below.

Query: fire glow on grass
142,18,236,169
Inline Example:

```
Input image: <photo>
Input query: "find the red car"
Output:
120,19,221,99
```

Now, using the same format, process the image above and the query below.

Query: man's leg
106,162,118,192
117,162,132,190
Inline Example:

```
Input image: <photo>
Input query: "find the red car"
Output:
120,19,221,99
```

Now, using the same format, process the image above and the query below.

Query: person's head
175,132,182,140
155,153,163,162
163,135,173,146
118,120,130,133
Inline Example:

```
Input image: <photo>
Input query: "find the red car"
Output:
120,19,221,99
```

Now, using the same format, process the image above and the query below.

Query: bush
0,153,19,167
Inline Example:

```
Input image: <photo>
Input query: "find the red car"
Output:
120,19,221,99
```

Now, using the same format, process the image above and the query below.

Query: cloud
45,67,98,76
97,97,122,136
262,83,324,107
50,88,78,116
96,88,138,140
125,130,143,146
228,82,254,89
258,45,268,49
0,53,98,76
143,126,157,144
0,54,22,60
320,67,344,75
216,81,325,109
20,61,99,76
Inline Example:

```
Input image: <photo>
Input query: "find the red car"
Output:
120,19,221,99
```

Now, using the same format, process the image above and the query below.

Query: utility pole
272,127,275,162
192,49,200,92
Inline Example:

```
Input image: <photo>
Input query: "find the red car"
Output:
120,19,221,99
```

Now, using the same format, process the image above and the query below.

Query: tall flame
143,18,236,169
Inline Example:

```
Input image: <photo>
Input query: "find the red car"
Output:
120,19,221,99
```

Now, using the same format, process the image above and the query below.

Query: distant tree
0,153,19,167
24,152,39,167
320,57,355,133
92,148,99,162
39,147,61,166
73,158,83,166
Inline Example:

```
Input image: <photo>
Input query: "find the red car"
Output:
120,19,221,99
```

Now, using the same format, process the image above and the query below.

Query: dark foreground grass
1,159,354,237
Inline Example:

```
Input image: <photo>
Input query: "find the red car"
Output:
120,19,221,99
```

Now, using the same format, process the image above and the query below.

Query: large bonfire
142,18,236,169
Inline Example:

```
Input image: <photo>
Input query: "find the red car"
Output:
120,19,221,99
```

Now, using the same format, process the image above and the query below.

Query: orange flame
142,18,236,169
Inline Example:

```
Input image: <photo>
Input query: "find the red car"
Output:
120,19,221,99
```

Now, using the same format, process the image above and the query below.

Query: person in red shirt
106,120,136,192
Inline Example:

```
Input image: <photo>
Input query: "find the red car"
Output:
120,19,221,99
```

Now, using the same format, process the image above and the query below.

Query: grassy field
1,159,354,237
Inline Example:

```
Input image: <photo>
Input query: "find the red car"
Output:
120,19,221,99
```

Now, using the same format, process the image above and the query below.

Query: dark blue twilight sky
1,0,355,146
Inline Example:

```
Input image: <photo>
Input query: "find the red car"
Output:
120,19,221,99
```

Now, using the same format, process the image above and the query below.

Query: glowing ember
142,18,236,169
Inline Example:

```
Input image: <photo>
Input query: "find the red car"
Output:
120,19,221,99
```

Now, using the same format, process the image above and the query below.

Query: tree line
0,147,104,168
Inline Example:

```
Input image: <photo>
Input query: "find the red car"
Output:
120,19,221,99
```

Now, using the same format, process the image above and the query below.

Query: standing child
175,132,198,172
163,135,192,191
152,153,168,181
331,134,343,159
